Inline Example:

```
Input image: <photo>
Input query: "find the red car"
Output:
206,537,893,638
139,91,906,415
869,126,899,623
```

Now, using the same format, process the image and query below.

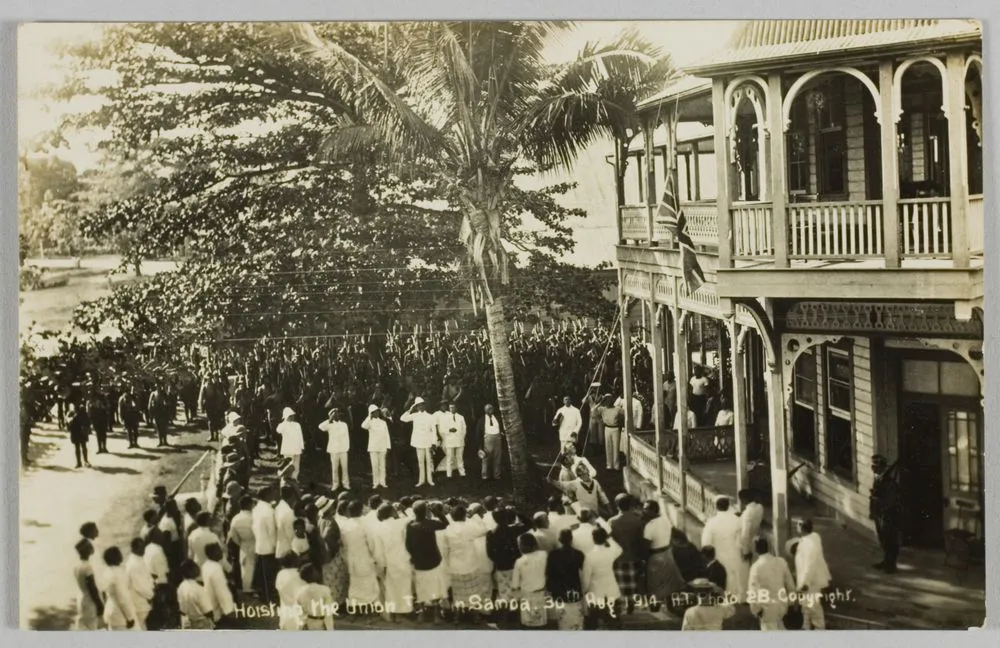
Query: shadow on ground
26,603,76,631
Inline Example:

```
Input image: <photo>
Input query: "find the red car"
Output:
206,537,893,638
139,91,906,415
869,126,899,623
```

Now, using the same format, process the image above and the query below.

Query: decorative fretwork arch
782,67,881,132
892,56,950,123
732,299,778,370
964,54,984,147
913,338,985,404
779,333,844,410
964,53,983,78
728,86,769,200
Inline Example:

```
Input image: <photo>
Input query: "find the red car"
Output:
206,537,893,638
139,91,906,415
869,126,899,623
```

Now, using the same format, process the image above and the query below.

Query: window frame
824,343,856,483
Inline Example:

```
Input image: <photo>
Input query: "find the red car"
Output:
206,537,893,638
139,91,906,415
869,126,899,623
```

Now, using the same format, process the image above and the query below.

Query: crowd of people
71,396,836,633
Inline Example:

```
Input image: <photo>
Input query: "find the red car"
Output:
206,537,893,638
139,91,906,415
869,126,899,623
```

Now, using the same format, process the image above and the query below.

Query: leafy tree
283,21,670,500
18,153,85,257
54,23,616,352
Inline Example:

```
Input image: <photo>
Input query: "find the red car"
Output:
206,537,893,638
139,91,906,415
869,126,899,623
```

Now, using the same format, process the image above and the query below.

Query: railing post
946,52,970,267
672,295,690,528
620,291,634,439
728,320,749,492
766,73,788,267
692,141,702,201
878,60,901,268
713,78,733,269
651,299,666,495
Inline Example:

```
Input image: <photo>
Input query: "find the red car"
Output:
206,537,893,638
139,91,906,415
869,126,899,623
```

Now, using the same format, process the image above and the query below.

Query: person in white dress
552,396,583,446
226,495,256,593
371,504,414,620
275,554,307,630
319,408,351,490
101,547,137,630
439,402,468,478
738,488,765,590
277,407,304,479
341,500,380,606
747,537,796,630
700,496,746,601
400,397,438,487
125,538,155,630
361,405,391,488
274,484,298,560
581,527,623,628
788,518,832,630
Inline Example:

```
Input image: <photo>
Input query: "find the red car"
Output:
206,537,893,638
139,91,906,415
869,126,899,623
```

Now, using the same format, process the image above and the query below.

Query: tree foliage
51,22,618,350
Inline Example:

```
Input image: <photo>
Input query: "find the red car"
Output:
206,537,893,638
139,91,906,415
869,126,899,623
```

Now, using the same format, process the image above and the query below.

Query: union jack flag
656,168,706,293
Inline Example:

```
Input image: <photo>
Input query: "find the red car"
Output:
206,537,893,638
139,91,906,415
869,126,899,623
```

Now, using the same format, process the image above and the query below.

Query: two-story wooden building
614,19,984,557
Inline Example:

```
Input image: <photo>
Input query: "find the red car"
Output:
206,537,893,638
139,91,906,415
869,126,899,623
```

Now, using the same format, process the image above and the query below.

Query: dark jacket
545,545,584,602
405,518,448,571
473,413,503,453
486,522,529,571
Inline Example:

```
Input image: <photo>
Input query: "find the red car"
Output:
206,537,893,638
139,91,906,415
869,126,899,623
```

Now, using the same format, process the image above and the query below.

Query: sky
17,21,740,266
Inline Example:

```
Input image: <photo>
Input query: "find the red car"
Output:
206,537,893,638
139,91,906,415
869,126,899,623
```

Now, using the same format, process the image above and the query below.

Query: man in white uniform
400,397,438,487
700,496,746,600
440,402,467,478
362,405,391,488
276,407,304,479
552,396,583,446
320,408,351,490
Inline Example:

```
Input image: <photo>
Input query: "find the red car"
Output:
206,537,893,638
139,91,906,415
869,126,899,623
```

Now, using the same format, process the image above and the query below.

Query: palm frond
273,22,453,168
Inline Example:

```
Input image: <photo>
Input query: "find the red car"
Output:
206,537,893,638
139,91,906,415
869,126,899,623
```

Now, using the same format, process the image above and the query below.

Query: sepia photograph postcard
15,16,988,632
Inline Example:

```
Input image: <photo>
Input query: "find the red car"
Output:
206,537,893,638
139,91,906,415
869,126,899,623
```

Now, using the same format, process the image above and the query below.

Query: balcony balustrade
619,195,982,267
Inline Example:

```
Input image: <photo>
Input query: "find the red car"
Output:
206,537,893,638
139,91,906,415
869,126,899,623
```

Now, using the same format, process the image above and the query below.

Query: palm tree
285,21,673,502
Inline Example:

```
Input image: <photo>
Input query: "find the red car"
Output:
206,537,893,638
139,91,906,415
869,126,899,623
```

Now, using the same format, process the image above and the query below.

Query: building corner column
728,320,749,492
878,59,901,268
713,78,734,269
766,355,790,556
766,73,788,267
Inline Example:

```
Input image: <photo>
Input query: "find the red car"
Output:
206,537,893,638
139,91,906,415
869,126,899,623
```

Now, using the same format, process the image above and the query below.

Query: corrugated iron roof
637,74,712,110
685,19,981,74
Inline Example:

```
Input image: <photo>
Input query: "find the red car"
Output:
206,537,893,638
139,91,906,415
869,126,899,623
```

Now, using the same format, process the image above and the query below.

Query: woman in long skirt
320,502,350,604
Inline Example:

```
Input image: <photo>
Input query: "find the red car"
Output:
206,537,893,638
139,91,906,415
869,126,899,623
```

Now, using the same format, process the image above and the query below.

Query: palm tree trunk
484,296,531,503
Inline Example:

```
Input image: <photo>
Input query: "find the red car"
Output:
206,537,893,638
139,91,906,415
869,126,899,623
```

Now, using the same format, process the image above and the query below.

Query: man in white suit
700,496,746,600
747,537,796,630
439,401,467,477
789,518,832,630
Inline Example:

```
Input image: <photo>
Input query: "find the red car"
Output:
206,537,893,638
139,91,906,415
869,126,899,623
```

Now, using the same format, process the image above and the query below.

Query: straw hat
413,396,425,406
282,407,295,420
368,404,379,414
226,411,241,424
